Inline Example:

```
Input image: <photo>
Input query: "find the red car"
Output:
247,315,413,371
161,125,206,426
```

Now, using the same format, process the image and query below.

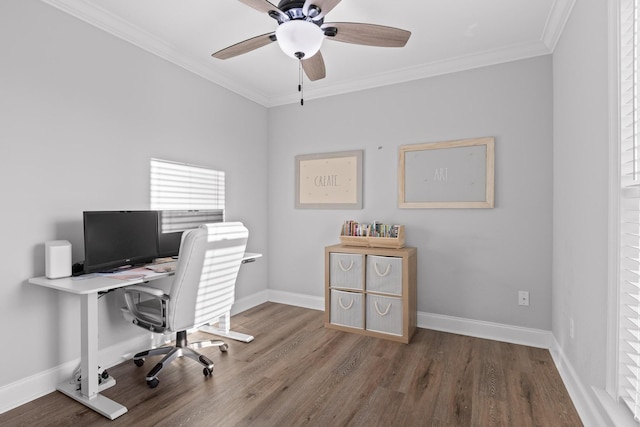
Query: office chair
122,222,248,388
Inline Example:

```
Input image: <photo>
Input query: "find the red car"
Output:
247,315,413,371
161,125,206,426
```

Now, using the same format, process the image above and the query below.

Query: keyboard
145,261,177,273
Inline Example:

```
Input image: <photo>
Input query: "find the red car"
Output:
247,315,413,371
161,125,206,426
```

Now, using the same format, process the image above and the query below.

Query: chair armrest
124,284,166,297
123,285,169,331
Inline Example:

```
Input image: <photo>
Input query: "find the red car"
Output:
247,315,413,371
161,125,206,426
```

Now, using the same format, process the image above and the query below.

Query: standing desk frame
27,252,260,420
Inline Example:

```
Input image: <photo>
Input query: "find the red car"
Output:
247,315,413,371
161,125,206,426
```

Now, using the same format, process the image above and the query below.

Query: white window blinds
150,158,225,233
158,209,224,233
150,158,225,211
619,0,640,420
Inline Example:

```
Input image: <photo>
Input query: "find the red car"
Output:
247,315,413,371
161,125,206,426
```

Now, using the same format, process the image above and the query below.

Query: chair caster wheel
147,378,159,388
203,367,213,377
219,344,228,352
134,359,144,367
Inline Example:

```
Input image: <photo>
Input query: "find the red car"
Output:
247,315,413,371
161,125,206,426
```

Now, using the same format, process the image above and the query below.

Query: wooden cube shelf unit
324,244,417,344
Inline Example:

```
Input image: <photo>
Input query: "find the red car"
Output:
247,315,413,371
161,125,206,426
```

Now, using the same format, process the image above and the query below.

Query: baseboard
0,290,291,415
266,289,324,311
418,312,612,426
548,336,610,427
417,311,553,348
231,290,270,315
0,289,599,421
231,289,325,313
0,333,151,415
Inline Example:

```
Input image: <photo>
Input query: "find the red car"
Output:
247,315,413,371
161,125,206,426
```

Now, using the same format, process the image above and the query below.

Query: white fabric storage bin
329,253,364,290
366,255,402,295
330,290,364,329
366,294,403,336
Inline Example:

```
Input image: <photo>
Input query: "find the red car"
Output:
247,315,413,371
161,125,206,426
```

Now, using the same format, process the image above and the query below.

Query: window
150,158,225,232
150,158,225,211
618,0,640,420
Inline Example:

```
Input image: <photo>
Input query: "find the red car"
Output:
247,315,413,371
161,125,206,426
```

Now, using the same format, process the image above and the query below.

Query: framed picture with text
295,150,363,209
399,137,495,208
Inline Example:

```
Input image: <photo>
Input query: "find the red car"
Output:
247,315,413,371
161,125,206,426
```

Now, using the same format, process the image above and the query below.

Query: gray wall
0,0,268,386
552,0,609,399
268,56,554,330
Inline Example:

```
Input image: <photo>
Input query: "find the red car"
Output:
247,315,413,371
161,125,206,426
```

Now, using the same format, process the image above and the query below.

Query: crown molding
269,40,552,107
40,0,563,108
542,0,577,51
40,0,271,106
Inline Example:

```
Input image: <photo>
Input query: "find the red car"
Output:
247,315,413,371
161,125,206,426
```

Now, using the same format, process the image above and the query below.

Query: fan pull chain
298,59,304,106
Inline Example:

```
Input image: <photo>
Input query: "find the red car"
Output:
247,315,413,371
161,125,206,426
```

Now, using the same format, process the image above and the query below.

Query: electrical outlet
518,291,530,306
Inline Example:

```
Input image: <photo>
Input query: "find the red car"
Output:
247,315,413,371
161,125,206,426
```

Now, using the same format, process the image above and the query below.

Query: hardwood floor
0,303,582,426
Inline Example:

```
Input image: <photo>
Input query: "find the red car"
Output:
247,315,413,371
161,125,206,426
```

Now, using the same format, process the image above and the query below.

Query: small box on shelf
339,221,405,249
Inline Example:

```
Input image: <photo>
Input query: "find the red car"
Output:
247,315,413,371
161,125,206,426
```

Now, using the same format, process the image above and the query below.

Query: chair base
133,330,228,388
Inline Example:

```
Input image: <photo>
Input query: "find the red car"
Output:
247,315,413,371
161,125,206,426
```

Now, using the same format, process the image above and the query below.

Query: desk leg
56,293,127,420
81,293,99,398
199,312,254,343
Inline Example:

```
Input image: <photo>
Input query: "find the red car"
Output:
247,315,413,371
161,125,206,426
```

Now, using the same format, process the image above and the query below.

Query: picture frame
398,137,495,208
295,150,363,209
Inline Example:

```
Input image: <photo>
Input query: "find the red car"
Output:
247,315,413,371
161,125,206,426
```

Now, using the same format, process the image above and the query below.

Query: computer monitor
83,210,159,273
156,209,224,257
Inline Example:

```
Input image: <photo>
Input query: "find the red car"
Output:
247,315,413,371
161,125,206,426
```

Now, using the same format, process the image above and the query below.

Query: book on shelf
341,220,400,238
340,221,405,248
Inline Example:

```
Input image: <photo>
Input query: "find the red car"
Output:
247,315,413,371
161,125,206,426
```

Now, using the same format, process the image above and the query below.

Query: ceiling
41,0,574,107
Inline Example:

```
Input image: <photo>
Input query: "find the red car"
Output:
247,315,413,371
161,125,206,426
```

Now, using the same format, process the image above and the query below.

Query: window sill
593,387,638,427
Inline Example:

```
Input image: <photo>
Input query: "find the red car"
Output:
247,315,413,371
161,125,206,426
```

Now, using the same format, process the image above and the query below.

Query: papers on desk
97,267,165,281
72,273,100,281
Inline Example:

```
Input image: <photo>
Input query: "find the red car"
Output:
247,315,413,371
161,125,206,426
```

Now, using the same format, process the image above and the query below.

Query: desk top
29,252,262,295
28,269,170,294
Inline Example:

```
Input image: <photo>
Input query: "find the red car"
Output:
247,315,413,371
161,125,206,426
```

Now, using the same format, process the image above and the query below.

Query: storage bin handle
338,259,354,272
374,301,391,316
374,262,391,277
338,297,354,310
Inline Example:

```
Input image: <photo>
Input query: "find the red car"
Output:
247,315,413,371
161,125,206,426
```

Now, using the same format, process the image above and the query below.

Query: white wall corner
549,336,611,427
542,0,577,52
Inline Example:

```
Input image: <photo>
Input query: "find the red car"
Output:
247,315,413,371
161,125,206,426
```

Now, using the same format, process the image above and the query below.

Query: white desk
28,252,261,420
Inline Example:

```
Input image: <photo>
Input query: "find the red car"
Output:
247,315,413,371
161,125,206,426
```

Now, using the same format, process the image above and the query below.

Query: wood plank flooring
0,303,582,426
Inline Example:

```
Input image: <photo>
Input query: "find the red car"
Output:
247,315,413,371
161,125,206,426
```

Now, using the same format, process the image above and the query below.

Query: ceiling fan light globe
275,20,324,59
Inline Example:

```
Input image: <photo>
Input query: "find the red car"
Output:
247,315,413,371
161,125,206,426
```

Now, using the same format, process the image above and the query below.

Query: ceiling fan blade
302,51,326,81
238,0,278,14
322,22,411,47
212,32,276,60
237,0,287,21
303,0,341,20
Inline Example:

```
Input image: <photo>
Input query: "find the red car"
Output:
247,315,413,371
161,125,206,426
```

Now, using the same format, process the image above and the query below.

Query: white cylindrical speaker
45,240,72,279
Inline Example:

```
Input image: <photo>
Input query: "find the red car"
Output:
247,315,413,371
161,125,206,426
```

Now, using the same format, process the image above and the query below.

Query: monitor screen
156,209,224,257
83,211,159,273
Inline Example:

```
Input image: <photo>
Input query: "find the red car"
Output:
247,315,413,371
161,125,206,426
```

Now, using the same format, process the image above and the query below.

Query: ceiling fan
211,0,411,83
